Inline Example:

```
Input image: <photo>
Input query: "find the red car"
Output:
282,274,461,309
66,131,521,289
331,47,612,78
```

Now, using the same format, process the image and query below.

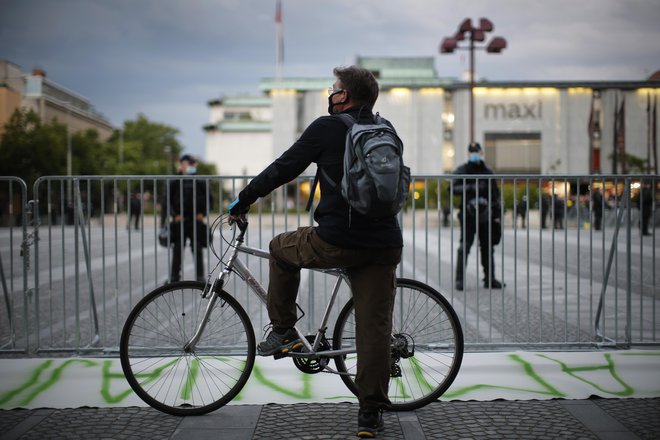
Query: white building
205,57,659,177
204,96,273,178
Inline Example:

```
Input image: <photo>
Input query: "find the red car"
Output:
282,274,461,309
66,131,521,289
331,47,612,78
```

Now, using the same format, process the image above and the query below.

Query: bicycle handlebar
228,214,248,233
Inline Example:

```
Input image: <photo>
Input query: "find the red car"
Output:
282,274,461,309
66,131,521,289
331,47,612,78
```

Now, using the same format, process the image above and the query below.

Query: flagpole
275,0,283,80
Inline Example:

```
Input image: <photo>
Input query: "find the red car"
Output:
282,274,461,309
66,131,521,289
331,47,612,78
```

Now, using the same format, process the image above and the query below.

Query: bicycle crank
292,335,331,374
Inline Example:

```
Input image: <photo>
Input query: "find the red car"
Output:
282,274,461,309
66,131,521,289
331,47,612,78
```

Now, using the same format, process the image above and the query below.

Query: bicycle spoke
120,282,255,416
333,278,463,411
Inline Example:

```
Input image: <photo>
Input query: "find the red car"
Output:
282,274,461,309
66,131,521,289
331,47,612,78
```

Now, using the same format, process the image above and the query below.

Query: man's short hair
333,66,379,108
467,142,482,153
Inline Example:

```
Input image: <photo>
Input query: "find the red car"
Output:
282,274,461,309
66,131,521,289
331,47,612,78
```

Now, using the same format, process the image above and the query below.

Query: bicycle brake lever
228,214,248,232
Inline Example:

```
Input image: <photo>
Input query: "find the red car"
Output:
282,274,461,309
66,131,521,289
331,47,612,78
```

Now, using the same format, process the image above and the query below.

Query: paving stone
0,398,657,439
0,409,31,432
15,407,181,440
416,400,597,439
252,403,404,440
595,397,660,440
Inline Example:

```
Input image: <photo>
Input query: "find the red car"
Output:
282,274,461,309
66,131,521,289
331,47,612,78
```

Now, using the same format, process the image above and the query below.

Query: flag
615,97,626,174
654,95,658,174
588,93,599,173
647,93,652,173
612,95,618,173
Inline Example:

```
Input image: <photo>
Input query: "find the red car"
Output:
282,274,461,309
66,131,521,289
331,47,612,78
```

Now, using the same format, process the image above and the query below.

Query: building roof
357,56,438,79
257,56,660,93
204,120,272,133
208,96,271,107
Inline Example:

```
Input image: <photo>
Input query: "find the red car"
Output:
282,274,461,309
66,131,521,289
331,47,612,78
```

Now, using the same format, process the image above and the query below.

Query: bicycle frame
184,219,356,362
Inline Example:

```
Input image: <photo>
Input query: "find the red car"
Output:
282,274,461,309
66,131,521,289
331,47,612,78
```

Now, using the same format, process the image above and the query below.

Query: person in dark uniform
552,194,564,229
168,154,208,282
516,195,528,228
128,193,141,230
638,179,654,236
540,192,550,229
591,186,603,231
452,142,504,291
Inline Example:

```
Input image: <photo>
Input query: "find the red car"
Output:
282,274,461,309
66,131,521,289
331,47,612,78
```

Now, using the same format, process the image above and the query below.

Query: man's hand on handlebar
228,197,250,215
228,197,250,229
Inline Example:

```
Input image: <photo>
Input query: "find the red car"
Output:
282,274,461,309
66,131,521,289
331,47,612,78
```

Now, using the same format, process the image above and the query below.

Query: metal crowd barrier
0,176,30,353
0,174,657,355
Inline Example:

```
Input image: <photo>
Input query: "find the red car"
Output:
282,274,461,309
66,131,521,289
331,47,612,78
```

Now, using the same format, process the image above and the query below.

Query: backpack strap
305,171,320,212
336,113,356,127
305,167,340,211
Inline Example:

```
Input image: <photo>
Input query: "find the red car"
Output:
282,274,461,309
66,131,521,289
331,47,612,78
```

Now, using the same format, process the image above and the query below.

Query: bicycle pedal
287,342,304,352
273,341,303,359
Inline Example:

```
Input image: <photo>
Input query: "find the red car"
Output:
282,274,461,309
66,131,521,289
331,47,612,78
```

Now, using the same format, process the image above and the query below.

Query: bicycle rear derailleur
390,333,415,378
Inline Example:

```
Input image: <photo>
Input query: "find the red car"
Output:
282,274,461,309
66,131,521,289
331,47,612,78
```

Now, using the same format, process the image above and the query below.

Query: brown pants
267,226,402,411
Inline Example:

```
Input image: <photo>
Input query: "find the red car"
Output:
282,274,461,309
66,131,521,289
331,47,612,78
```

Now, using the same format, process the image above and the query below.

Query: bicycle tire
332,278,464,411
120,281,256,416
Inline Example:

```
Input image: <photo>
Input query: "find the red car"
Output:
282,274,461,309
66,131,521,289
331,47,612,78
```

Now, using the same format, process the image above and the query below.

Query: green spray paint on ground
1,352,659,408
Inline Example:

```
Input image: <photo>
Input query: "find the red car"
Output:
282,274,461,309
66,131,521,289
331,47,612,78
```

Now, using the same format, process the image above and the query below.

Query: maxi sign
483,100,543,120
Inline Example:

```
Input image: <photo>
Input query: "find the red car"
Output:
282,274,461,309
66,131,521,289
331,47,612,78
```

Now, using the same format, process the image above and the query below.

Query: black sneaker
257,328,302,356
484,279,505,289
357,410,384,438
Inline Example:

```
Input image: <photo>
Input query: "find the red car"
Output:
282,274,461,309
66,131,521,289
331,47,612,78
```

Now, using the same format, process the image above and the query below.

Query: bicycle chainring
292,335,331,374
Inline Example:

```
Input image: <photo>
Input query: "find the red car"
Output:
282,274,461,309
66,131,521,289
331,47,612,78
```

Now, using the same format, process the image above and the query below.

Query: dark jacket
237,107,403,249
169,175,208,219
452,160,501,222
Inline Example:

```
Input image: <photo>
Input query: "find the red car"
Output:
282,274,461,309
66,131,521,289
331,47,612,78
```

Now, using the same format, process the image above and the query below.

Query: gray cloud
1,0,658,158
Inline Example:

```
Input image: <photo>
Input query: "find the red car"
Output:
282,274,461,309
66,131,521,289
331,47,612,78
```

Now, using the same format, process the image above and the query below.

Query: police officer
453,142,504,291
168,154,208,282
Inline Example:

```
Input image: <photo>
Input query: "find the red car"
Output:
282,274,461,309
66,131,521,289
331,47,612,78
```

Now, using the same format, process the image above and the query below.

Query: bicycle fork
182,279,221,353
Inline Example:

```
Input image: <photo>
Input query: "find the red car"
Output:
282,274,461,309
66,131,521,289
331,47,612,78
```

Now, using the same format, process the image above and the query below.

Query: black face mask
327,91,348,115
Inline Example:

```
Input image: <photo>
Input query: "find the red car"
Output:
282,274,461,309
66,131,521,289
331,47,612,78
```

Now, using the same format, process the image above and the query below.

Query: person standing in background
169,154,208,282
591,186,603,231
516,195,528,228
637,179,654,236
552,194,565,229
128,192,141,231
452,142,504,291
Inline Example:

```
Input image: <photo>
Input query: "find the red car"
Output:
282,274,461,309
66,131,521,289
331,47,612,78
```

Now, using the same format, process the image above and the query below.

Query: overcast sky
1,0,659,160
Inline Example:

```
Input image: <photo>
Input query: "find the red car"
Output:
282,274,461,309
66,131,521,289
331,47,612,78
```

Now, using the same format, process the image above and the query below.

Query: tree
108,114,184,175
0,108,112,185
1,110,216,183
607,152,650,174
0,108,66,185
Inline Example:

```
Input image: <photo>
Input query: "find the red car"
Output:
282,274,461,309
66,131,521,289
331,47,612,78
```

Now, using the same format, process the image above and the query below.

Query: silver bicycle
120,215,463,416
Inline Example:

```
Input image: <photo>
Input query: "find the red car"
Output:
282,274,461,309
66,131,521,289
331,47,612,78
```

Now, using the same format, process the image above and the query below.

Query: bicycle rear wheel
120,281,255,416
332,278,463,411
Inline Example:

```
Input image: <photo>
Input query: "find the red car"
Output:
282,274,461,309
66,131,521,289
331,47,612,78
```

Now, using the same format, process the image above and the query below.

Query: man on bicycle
229,65,402,438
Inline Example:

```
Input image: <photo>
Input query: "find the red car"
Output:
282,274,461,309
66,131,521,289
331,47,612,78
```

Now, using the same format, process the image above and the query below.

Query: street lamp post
164,145,173,175
440,18,507,143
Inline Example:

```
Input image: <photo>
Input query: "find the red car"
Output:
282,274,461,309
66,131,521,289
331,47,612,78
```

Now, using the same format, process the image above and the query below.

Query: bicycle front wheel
333,278,464,411
120,281,256,416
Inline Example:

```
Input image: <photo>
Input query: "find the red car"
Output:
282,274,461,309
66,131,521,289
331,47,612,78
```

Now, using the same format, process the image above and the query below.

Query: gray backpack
308,113,410,219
